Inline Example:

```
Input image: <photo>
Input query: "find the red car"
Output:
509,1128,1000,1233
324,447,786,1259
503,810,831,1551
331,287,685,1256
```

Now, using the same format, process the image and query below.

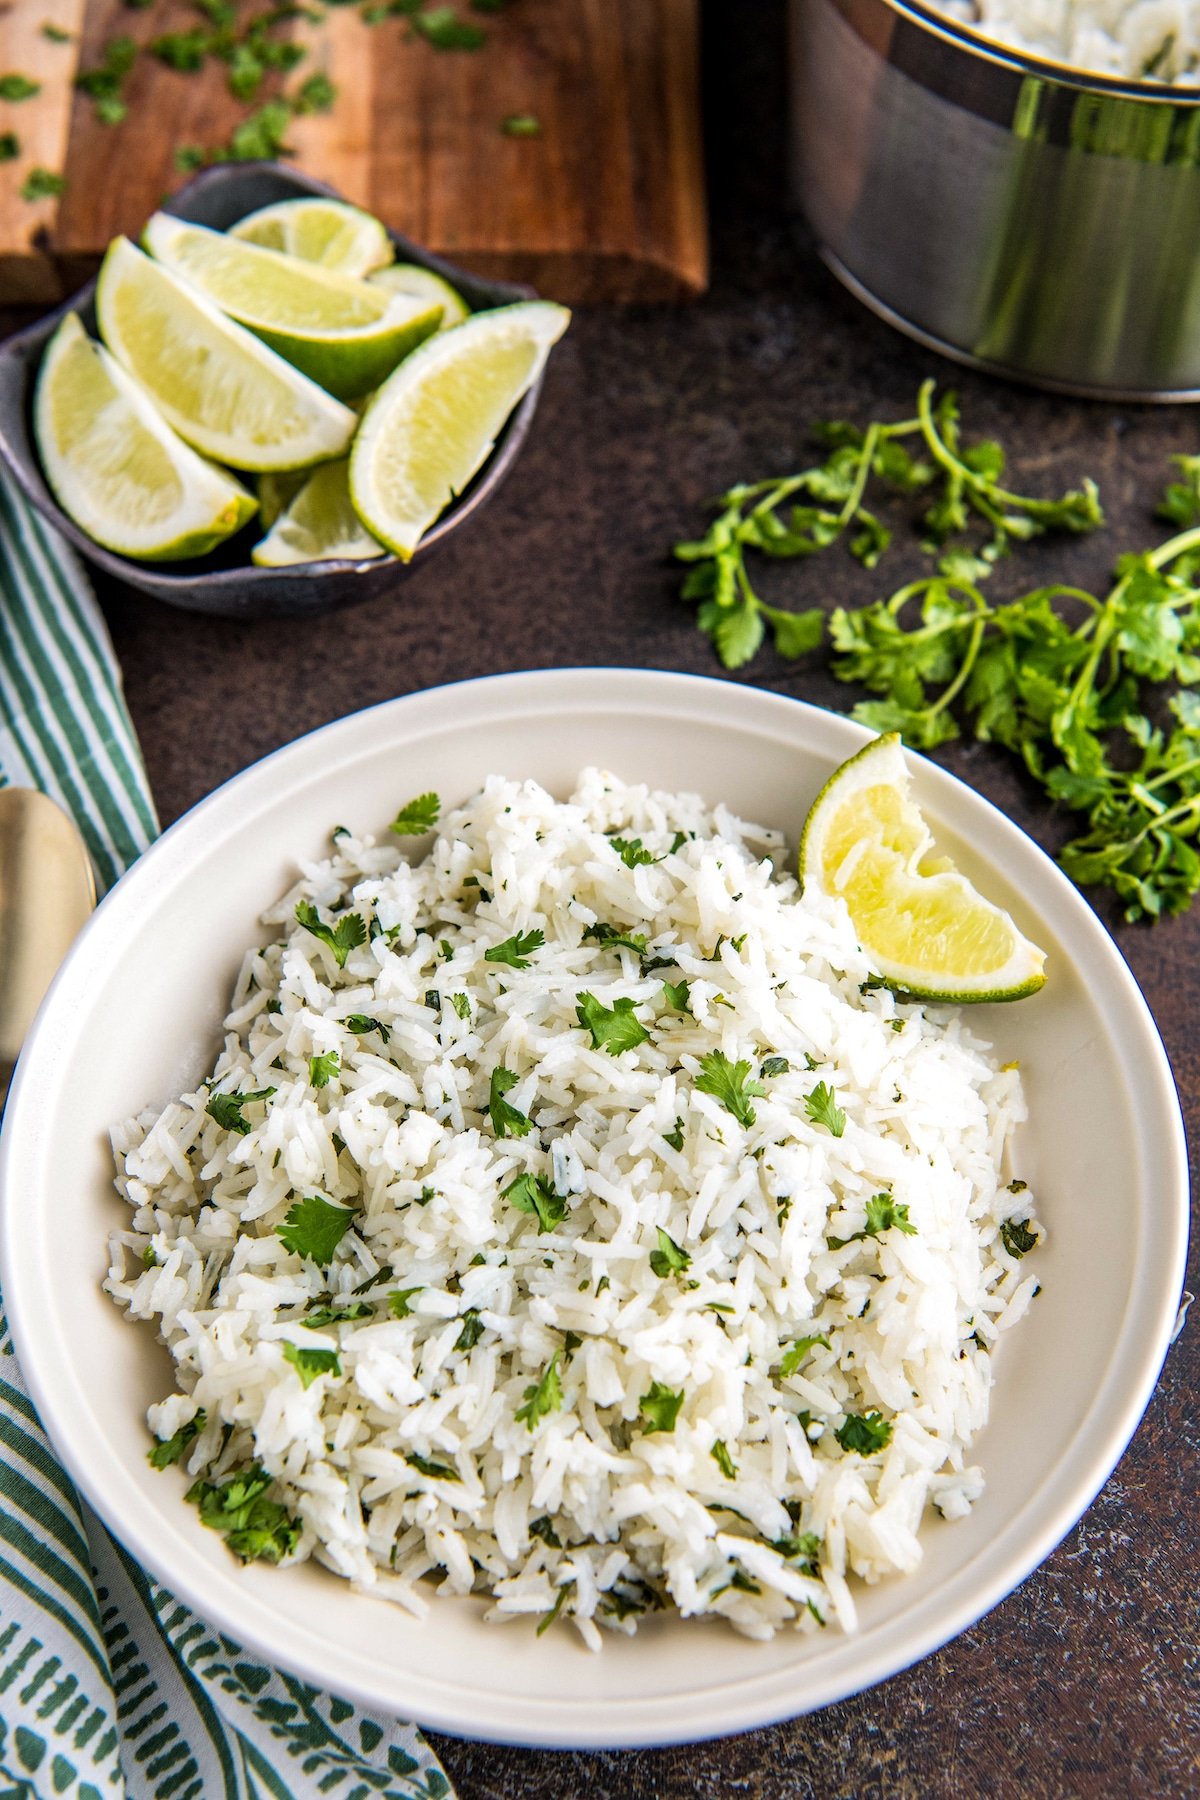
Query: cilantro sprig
675,379,1101,671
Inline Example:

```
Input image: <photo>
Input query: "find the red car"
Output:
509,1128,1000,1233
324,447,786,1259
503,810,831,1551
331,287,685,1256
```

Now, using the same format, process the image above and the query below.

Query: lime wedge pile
799,733,1047,1002
31,195,570,570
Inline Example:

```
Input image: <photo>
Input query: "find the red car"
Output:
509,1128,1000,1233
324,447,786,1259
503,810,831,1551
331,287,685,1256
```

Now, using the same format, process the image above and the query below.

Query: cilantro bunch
676,385,1200,922
675,380,1102,670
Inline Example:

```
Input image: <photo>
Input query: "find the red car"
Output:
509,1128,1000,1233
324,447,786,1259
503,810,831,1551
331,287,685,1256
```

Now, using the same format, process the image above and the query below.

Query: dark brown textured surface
63,3,1199,1793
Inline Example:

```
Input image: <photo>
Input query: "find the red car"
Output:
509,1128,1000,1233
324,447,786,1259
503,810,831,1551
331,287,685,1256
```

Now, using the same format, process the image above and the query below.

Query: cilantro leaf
412,7,486,49
663,1117,686,1151
305,1300,372,1327
282,1343,341,1388
484,929,545,969
804,1081,846,1136
148,1410,206,1470
1001,1216,1039,1258
710,1439,737,1478
695,1050,764,1127
309,1050,340,1089
829,1192,917,1248
761,1055,790,1077
529,1515,561,1548
863,1192,917,1237
292,70,336,113
388,1286,423,1318
0,74,40,100
187,1466,300,1564
771,1530,821,1571
502,1171,567,1231
583,922,649,957
450,993,472,1020
277,1196,354,1265
610,835,657,869
574,991,649,1055
206,1086,275,1135
488,1065,532,1137
662,978,691,1012
454,1309,485,1351
0,133,17,161
835,1411,893,1455
390,792,440,835
649,1226,691,1278
779,1334,830,1378
344,1014,391,1043
515,1353,562,1430
405,1450,462,1482
294,900,367,969
638,1381,685,1434
20,167,66,200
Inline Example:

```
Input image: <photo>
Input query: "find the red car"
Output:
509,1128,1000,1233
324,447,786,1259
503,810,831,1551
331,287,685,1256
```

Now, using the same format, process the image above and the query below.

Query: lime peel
799,733,1047,1003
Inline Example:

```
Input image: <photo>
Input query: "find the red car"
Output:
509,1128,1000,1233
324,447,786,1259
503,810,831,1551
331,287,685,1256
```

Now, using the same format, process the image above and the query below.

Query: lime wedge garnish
256,468,308,529
349,300,570,560
34,313,257,561
252,458,386,567
230,197,394,278
142,213,441,400
370,262,469,330
96,237,357,472
799,733,1047,1002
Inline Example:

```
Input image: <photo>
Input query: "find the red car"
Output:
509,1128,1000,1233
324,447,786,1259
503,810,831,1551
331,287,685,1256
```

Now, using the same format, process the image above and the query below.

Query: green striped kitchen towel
0,468,454,1800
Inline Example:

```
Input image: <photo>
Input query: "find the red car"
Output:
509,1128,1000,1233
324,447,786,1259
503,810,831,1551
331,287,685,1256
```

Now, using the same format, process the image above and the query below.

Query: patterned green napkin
0,470,454,1800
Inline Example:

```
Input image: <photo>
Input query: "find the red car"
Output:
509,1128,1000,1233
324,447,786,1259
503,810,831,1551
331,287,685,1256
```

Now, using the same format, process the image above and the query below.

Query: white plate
0,669,1188,1748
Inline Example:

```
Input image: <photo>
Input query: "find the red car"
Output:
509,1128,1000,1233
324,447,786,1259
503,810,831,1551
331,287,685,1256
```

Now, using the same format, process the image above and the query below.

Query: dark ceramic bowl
0,164,542,618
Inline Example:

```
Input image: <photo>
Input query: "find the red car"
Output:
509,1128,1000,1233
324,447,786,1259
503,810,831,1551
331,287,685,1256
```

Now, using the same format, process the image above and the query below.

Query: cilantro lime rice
935,0,1200,82
106,770,1042,1646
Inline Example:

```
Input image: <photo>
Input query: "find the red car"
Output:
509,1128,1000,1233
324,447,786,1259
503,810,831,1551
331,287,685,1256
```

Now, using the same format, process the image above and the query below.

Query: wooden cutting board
0,0,706,305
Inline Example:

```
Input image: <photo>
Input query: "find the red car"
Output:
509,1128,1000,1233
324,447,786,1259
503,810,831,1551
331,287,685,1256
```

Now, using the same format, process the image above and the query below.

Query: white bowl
0,669,1188,1748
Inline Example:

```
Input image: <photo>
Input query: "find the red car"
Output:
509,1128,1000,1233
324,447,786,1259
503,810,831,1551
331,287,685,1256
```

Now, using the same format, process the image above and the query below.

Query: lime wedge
142,213,441,400
230,197,394,278
370,262,469,330
256,468,308,529
349,300,570,560
799,733,1047,1002
252,458,386,567
34,313,257,561
96,237,357,472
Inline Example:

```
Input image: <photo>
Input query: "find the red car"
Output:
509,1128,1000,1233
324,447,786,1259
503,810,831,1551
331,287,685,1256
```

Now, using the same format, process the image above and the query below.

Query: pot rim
815,0,1200,102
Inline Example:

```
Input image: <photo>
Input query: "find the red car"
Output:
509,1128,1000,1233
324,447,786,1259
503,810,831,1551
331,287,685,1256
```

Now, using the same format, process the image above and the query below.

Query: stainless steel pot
789,0,1200,399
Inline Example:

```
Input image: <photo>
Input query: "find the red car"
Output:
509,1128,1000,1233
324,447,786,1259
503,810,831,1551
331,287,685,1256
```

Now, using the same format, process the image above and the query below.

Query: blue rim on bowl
0,163,545,620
